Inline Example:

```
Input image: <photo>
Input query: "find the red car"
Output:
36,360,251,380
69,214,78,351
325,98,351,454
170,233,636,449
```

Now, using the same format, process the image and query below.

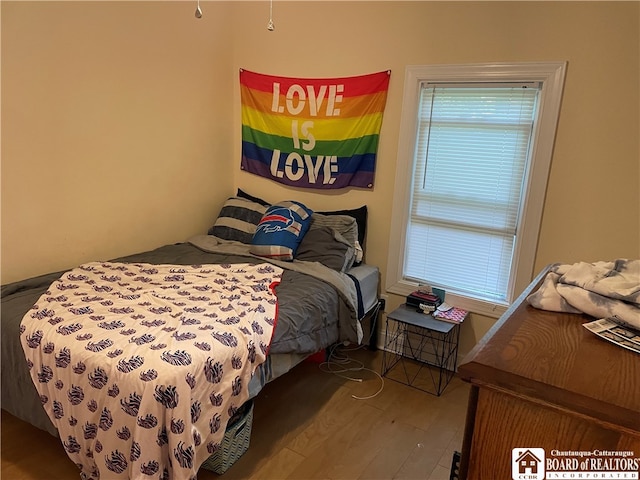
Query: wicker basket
201,400,254,474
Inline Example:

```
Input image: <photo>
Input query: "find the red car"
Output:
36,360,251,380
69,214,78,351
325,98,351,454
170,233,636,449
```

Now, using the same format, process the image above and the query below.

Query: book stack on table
405,289,468,324
406,290,442,313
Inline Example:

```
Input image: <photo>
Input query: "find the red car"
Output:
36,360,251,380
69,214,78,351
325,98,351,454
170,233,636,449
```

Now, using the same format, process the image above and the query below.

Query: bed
1,194,381,480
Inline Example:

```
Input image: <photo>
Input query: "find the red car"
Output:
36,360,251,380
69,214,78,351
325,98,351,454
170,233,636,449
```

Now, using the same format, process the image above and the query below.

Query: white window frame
386,62,566,318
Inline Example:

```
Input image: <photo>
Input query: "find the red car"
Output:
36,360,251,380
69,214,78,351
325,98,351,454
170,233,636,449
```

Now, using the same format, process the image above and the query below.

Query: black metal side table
381,303,461,396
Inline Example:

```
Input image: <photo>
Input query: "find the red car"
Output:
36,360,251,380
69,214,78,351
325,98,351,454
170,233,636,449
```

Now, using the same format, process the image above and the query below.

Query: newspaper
583,317,640,354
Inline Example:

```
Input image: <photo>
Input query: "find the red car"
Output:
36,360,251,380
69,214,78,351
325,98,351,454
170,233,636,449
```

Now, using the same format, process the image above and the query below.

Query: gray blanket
187,234,362,343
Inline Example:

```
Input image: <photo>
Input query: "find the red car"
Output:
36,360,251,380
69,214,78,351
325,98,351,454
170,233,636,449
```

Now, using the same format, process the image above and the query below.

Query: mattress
348,263,380,315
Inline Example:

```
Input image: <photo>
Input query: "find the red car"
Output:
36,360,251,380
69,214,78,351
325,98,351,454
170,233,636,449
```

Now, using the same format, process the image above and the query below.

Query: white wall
2,2,235,282
229,1,639,353
2,1,638,355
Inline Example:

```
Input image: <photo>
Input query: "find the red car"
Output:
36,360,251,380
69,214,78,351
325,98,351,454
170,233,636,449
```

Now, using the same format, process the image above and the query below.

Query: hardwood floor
1,348,469,480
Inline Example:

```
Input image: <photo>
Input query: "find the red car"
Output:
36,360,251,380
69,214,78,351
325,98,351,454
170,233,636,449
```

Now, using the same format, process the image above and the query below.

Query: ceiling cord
267,0,275,31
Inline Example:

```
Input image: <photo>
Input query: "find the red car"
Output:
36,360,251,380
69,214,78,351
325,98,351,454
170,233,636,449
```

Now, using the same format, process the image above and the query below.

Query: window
387,63,566,317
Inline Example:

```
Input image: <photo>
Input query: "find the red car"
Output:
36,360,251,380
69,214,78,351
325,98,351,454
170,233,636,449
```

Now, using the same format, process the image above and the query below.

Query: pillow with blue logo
250,201,313,261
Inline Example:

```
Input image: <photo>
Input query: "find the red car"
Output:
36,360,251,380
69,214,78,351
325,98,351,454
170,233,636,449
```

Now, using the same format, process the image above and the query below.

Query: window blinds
404,83,540,302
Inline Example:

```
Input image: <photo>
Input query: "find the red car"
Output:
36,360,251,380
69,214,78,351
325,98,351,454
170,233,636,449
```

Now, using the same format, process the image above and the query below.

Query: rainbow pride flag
240,69,390,189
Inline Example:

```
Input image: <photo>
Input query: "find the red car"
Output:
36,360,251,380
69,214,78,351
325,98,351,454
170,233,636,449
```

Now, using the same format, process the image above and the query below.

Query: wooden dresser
457,268,640,479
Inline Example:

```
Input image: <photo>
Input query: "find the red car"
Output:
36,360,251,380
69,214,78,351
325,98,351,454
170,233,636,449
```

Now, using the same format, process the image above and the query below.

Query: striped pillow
208,197,267,244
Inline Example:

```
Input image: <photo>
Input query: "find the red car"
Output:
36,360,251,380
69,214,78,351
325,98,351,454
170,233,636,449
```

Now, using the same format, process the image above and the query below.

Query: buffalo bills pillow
250,201,313,261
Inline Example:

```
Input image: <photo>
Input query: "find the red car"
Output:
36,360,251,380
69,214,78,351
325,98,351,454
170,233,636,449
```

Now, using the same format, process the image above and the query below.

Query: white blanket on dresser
20,261,282,480
527,259,640,329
